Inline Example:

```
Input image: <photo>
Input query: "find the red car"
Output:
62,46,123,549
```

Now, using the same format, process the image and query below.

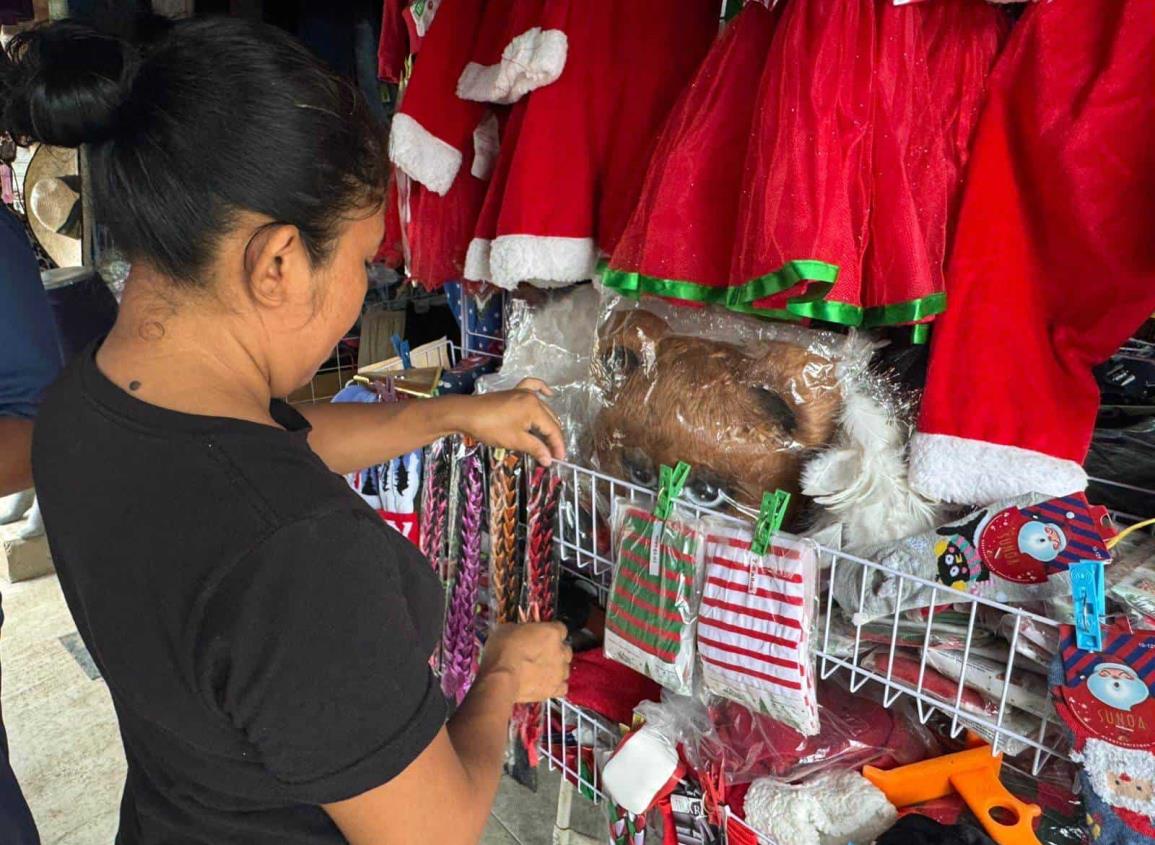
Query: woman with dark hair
0,17,571,845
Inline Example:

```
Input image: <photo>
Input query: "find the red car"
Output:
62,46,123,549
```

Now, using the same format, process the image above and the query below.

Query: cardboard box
0,520,54,583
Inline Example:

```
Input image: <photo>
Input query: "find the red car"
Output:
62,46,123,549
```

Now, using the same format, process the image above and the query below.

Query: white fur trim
909,432,1087,506
457,28,568,105
471,113,500,180
464,238,492,282
489,234,598,290
388,113,462,196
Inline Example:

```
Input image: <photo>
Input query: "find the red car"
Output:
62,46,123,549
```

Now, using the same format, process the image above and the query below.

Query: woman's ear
243,223,307,308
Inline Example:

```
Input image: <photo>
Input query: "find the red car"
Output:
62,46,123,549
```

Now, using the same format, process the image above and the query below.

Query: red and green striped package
604,500,706,695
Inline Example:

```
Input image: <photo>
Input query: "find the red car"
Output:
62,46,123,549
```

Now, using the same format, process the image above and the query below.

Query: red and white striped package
698,525,819,736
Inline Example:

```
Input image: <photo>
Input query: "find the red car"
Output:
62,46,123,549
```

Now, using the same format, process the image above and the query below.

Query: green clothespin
650,462,691,575
751,490,791,556
653,462,692,521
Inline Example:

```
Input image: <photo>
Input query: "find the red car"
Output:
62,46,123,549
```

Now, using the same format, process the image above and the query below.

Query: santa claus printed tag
836,492,1113,623
1053,622,1155,843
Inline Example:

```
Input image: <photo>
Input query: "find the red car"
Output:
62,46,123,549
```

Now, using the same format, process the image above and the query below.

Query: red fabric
378,0,410,83
876,651,996,718
378,510,419,546
405,164,490,290
609,3,781,294
395,0,488,183
566,647,661,728
917,0,1155,464
467,0,717,284
737,0,1005,321
377,175,405,267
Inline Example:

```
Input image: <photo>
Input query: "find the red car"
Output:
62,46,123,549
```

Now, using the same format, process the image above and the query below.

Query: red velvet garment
911,0,1155,506
566,647,662,729
390,0,488,195
377,0,410,84
465,0,718,289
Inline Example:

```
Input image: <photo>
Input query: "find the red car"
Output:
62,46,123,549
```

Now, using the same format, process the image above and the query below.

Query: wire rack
535,461,1154,844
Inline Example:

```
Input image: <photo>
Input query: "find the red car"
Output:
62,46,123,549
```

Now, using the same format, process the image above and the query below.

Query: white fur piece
457,28,568,104
489,234,598,290
909,432,1087,506
803,378,940,552
388,113,462,196
743,771,896,845
464,238,492,282
1080,738,1155,817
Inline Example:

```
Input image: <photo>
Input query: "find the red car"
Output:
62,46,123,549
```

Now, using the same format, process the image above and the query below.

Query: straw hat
23,144,82,268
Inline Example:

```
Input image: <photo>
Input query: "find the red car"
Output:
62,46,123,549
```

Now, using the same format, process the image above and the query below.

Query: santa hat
908,0,1155,507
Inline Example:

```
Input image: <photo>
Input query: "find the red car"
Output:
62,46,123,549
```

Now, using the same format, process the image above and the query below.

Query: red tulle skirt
607,0,1008,329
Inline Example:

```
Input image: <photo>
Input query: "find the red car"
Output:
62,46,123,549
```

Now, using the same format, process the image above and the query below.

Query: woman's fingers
516,378,554,397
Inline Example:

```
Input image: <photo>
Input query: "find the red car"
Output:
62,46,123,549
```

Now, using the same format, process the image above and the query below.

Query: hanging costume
464,0,719,290
605,0,1006,329
909,0,1155,505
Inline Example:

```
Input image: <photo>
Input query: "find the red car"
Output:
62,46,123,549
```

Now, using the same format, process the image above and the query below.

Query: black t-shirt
32,346,447,844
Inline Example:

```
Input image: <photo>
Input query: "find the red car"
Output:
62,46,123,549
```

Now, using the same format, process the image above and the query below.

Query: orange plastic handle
952,766,1042,845
863,742,1043,845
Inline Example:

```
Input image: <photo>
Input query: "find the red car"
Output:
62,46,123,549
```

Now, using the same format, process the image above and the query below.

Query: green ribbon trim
600,262,946,329
601,259,839,311
783,285,946,328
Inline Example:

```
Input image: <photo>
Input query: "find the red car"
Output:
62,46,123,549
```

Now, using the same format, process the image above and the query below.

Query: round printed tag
1061,660,1155,749
977,507,1062,584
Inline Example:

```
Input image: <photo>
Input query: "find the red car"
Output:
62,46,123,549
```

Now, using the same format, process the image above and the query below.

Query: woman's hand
480,621,572,703
447,379,566,466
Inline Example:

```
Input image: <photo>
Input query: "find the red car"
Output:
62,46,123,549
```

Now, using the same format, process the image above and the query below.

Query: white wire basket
535,460,1154,843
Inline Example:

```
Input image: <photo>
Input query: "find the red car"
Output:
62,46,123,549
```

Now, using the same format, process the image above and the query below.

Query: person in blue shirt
0,204,56,845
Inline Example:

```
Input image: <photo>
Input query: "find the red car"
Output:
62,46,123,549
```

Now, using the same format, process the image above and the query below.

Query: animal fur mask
592,309,842,515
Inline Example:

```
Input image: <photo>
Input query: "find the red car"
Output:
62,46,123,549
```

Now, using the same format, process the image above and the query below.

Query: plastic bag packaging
475,285,602,461
923,645,1052,715
588,290,926,549
488,448,523,624
419,436,453,576
742,770,897,845
697,676,942,786
1108,533,1155,628
868,650,1043,756
835,492,1113,624
603,694,713,815
512,463,563,766
699,524,820,736
440,439,485,706
604,499,707,695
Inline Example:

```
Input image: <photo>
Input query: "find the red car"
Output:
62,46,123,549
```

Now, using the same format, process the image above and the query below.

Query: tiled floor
0,574,603,845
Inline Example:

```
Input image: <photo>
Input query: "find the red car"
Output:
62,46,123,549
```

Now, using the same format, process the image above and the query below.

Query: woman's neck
96,268,279,426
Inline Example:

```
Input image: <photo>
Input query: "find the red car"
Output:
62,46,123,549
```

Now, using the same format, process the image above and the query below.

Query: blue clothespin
1070,559,1106,651
391,334,412,369
751,490,791,557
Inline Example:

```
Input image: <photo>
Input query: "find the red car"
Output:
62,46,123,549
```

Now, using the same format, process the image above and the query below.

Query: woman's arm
323,623,570,845
297,381,566,475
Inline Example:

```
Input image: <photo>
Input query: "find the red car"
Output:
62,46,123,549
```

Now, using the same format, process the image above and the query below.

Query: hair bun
1,22,138,147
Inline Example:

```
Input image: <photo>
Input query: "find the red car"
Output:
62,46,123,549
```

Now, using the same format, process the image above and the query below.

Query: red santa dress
465,0,719,290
